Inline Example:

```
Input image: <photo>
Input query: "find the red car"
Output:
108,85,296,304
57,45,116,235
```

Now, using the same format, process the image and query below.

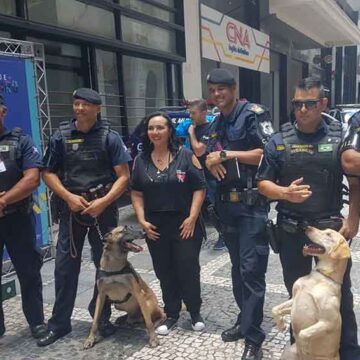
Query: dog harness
97,262,140,305
97,262,140,282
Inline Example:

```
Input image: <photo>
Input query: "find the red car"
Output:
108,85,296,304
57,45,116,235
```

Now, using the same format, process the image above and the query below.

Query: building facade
1,0,360,135
0,0,185,136
183,0,360,129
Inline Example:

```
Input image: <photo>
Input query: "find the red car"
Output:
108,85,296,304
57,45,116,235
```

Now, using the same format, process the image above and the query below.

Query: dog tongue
128,242,143,253
303,244,325,256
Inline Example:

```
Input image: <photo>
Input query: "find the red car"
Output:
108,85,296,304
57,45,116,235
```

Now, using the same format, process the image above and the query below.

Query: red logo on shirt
176,170,186,183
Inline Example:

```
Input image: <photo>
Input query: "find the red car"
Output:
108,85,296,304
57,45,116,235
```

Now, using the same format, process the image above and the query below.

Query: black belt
0,198,32,218
278,215,343,233
220,190,243,202
219,188,265,206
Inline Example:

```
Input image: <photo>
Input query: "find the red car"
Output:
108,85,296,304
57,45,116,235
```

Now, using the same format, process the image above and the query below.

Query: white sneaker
191,313,205,331
155,317,177,336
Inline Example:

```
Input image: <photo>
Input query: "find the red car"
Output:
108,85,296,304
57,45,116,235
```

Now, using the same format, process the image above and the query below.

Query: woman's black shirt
131,147,206,215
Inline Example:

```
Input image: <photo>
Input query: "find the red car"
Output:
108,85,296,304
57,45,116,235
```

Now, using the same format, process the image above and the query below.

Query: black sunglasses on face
292,99,321,111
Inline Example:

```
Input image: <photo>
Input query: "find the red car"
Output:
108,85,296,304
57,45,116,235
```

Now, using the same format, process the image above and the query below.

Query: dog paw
83,336,96,350
149,336,160,348
276,319,286,332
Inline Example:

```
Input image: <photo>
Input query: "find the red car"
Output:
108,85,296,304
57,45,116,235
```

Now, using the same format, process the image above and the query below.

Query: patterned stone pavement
1,205,359,360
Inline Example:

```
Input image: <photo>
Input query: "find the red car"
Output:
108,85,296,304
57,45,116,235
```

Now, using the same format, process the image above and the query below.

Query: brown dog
272,227,351,360
84,226,165,349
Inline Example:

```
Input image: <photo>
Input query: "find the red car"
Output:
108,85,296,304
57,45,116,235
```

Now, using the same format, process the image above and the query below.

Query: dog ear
330,240,351,260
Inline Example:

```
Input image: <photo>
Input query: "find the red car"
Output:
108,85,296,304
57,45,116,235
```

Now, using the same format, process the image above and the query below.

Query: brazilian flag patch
65,139,85,144
249,104,264,114
318,144,333,152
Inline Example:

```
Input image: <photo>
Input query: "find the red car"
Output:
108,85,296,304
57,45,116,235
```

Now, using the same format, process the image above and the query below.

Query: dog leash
69,212,105,259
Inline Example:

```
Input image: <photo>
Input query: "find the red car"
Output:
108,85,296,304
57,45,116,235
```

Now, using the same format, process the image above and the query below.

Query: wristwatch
219,150,227,162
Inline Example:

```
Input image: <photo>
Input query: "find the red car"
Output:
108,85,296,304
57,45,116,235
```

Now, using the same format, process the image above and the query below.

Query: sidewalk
1,205,359,360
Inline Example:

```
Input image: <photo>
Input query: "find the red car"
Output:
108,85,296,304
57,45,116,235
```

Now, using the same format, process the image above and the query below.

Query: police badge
72,143,79,151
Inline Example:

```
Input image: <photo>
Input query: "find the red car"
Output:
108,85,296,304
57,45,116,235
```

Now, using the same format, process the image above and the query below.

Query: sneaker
191,313,205,331
155,317,178,336
213,237,226,250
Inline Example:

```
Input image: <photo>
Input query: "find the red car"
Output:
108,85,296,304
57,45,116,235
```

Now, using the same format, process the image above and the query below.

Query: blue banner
0,55,49,260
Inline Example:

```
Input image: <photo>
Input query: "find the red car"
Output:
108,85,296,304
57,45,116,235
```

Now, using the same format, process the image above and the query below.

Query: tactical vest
59,121,115,193
215,104,258,190
0,128,32,214
0,128,23,192
278,121,343,219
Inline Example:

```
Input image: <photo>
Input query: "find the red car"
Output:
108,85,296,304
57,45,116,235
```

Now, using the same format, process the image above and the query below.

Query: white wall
182,0,203,100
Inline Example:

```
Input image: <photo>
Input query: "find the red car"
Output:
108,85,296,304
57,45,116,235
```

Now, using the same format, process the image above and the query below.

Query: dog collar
97,262,140,283
315,268,342,285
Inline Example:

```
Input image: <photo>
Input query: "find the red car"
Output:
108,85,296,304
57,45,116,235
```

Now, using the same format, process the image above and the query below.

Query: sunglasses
292,99,322,111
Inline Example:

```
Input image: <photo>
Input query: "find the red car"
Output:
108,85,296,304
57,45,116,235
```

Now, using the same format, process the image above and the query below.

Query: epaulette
248,103,265,115
11,127,22,138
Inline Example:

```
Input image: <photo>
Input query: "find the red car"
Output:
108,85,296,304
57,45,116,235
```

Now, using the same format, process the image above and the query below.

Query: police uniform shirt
256,119,330,183
131,147,206,215
43,119,131,172
192,122,211,177
342,111,360,153
206,101,273,191
0,128,42,172
207,101,273,153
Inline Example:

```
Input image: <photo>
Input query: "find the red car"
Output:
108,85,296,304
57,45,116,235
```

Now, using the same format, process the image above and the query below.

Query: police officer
257,77,360,360
342,110,360,175
0,94,46,340
205,69,274,360
187,99,225,250
38,88,131,346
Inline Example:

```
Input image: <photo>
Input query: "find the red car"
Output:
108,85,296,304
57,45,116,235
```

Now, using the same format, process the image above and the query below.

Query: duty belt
0,198,32,218
278,215,343,234
78,182,112,202
219,188,264,206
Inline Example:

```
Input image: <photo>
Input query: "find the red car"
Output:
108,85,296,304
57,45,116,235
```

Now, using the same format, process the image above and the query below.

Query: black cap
206,68,236,86
72,88,102,105
0,95,5,106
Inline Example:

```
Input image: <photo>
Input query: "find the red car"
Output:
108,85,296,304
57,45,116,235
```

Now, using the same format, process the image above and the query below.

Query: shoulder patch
276,145,285,151
249,104,265,114
192,154,202,169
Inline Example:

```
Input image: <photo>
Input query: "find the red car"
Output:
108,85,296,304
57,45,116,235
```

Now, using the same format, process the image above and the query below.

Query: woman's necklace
152,151,171,174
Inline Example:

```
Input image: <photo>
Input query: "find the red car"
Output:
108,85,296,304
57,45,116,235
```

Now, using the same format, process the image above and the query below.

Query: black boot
221,323,244,342
0,305,4,337
241,341,263,360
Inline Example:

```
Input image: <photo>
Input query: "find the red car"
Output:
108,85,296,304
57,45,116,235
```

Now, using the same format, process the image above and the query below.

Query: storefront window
121,16,176,53
122,56,167,132
154,0,174,6
28,37,85,129
200,0,246,23
27,0,116,39
0,31,11,38
95,49,123,135
0,0,16,15
171,64,180,102
117,0,174,22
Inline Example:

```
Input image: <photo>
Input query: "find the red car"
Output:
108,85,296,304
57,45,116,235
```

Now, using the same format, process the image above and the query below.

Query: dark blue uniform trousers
278,226,360,360
217,200,269,346
0,212,44,328
47,204,118,333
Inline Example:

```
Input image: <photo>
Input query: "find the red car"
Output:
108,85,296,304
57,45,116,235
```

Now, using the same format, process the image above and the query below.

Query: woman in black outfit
131,112,206,335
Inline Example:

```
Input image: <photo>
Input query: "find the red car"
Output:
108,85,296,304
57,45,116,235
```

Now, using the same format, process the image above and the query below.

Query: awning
269,0,360,47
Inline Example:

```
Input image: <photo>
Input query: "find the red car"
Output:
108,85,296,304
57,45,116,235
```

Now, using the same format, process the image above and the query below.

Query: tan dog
272,226,351,360
84,226,165,349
